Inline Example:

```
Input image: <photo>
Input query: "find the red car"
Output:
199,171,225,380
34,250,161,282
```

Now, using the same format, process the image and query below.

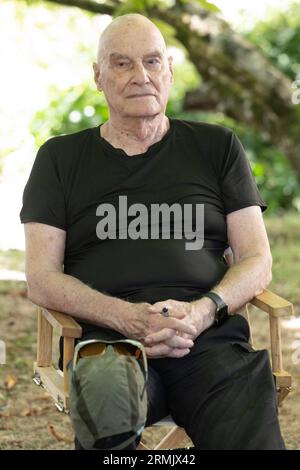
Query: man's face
93,24,173,119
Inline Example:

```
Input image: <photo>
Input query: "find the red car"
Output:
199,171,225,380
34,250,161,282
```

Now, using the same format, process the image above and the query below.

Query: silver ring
161,307,169,317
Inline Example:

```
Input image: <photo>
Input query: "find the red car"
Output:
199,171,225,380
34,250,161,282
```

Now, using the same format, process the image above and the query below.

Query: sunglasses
73,339,148,376
78,341,142,360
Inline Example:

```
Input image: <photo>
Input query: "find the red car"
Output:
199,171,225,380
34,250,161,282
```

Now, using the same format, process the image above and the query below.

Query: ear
93,62,102,92
168,56,174,83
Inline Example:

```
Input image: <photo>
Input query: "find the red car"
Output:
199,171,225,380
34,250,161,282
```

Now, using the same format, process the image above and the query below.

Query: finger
166,348,191,358
165,335,194,349
148,305,186,319
148,299,185,313
145,346,190,359
144,343,172,358
177,332,191,339
145,330,194,349
148,301,171,311
144,328,175,344
169,318,197,336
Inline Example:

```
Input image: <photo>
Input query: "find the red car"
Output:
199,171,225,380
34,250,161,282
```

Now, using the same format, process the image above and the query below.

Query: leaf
47,423,74,443
196,0,221,13
179,0,220,13
4,375,18,390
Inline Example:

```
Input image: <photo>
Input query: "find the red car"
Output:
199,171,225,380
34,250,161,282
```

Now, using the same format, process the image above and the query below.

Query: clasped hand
142,299,213,359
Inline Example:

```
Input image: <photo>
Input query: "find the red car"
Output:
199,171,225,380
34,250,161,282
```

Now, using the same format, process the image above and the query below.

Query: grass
265,211,300,304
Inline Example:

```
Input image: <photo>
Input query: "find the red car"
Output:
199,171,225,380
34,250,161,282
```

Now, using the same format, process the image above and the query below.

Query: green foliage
168,109,300,213
167,62,201,115
246,2,300,79
223,119,300,213
237,127,300,213
265,211,300,303
198,0,220,13
180,0,220,13
31,84,108,146
237,1,300,211
114,0,220,16
114,0,171,16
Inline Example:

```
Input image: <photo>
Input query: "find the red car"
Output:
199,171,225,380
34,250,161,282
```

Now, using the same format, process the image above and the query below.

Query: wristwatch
202,291,229,327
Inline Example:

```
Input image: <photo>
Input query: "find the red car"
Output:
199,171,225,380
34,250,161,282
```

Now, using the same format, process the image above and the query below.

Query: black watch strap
202,292,224,308
202,291,229,326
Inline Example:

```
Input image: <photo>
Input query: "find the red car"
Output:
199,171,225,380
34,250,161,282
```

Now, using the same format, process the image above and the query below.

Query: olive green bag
67,338,148,450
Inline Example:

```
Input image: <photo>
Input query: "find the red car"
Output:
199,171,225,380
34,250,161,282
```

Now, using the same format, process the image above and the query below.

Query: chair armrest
250,289,294,317
248,290,293,385
40,307,82,338
36,307,82,393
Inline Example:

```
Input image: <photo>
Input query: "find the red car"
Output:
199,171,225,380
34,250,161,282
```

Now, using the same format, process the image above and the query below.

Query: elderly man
20,13,285,450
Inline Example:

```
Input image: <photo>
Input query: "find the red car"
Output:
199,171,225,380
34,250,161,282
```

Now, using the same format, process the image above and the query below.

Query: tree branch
43,0,115,15
23,0,300,176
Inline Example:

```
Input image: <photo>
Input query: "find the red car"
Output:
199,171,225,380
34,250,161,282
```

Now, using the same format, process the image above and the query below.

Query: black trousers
68,314,285,450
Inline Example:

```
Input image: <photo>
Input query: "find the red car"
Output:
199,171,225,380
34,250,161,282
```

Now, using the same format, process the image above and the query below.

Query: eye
116,61,130,68
147,58,160,65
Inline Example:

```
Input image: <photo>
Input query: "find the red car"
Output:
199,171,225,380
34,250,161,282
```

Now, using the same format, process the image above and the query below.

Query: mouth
127,94,154,98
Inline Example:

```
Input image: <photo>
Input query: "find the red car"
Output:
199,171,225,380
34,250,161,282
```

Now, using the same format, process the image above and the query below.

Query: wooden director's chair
33,289,293,450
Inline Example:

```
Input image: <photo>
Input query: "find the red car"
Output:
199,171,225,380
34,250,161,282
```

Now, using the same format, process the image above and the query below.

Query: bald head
93,13,173,121
97,14,167,65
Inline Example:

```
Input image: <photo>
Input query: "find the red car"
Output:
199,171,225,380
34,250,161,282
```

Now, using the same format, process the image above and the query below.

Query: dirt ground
0,280,299,450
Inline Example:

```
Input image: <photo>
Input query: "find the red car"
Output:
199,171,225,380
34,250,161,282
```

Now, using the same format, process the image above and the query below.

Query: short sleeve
19,142,67,230
220,132,267,215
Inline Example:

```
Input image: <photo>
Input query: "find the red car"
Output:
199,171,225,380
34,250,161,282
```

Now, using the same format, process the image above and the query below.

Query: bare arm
24,222,133,332
193,205,272,318
143,205,273,351
24,222,196,353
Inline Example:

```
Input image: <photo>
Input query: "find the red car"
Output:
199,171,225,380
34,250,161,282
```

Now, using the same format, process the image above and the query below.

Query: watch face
203,292,228,326
216,305,228,326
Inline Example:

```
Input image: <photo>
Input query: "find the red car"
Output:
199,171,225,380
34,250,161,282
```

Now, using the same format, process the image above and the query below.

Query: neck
100,114,170,156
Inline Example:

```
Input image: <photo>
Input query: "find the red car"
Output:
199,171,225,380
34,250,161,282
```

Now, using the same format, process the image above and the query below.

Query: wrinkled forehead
97,20,167,64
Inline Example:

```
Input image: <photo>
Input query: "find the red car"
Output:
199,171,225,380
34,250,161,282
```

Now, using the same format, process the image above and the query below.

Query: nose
131,62,150,86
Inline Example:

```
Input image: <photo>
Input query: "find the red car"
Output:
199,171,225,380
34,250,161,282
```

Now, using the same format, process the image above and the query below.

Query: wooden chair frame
33,289,293,450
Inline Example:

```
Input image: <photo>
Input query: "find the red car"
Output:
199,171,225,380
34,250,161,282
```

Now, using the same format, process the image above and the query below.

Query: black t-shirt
20,118,266,338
